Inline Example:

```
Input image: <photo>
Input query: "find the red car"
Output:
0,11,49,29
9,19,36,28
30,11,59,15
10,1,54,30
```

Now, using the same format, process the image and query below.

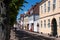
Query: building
24,12,29,30
33,3,40,32
20,14,24,30
28,6,34,31
39,0,60,36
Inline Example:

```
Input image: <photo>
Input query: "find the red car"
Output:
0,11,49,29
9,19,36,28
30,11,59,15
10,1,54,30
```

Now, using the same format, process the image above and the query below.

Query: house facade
33,3,40,32
39,0,60,36
27,3,40,32
28,14,34,31
20,14,24,30
28,7,34,31
24,13,29,30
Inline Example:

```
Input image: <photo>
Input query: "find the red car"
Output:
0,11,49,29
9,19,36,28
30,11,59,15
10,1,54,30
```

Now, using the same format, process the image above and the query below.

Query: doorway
51,18,57,36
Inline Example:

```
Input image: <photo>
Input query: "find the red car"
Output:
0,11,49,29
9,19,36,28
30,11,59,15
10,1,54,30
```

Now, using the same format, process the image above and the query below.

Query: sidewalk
23,30,60,40
10,29,19,40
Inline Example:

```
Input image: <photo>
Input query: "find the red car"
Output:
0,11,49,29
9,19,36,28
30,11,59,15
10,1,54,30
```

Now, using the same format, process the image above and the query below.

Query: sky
17,0,41,21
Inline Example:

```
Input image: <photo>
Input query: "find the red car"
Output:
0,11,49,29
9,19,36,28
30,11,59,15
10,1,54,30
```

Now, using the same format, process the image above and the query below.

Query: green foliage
8,0,28,26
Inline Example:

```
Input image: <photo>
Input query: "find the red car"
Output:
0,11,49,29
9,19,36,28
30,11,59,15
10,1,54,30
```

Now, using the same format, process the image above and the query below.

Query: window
41,6,43,13
27,24,29,27
44,3,46,12
44,20,46,28
31,23,34,26
59,17,60,27
48,1,50,12
37,23,39,27
59,0,60,8
48,19,50,28
41,21,42,28
53,0,56,10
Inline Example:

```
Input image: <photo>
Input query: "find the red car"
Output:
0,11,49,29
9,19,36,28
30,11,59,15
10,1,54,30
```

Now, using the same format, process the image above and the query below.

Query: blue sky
17,0,41,20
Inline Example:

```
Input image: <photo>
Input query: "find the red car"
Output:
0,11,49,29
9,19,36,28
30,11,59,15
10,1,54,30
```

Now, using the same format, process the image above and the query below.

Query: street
10,29,56,40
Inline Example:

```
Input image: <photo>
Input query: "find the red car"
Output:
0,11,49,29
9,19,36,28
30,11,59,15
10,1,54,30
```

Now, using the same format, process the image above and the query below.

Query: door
51,18,57,36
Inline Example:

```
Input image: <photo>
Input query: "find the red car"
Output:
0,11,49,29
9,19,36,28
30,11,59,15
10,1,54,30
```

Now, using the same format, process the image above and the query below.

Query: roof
20,14,24,17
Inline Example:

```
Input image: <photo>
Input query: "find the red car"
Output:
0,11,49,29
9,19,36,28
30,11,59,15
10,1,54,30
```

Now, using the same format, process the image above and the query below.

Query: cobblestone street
10,29,60,40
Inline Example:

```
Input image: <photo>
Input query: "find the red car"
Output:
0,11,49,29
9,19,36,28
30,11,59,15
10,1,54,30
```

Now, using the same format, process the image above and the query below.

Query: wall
39,0,60,18
28,15,34,30
24,16,28,30
34,19,40,32
39,0,60,35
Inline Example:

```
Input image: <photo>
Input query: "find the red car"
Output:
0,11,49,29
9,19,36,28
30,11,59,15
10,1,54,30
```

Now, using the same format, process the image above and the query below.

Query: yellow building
39,0,60,36
24,13,29,30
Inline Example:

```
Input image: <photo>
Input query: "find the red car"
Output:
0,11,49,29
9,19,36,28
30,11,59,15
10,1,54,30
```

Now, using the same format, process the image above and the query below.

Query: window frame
41,20,42,28
48,1,50,12
44,3,46,12
53,0,56,10
48,19,50,28
41,6,43,13
59,17,60,27
44,20,46,28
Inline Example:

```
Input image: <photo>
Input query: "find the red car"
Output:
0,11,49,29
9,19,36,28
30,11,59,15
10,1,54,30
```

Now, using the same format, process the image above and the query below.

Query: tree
2,0,28,40
8,0,28,26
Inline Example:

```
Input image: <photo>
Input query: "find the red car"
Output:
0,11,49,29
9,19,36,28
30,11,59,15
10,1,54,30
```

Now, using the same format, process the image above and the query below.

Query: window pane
53,0,56,10
59,17,60,27
44,3,46,12
53,0,56,4
37,23,39,27
44,20,46,28
41,6,43,13
48,19,50,28
53,4,55,10
41,21,42,28
48,1,50,12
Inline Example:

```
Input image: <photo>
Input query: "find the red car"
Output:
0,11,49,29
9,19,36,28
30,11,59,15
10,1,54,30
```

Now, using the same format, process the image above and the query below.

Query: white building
34,15,39,32
28,15,34,31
